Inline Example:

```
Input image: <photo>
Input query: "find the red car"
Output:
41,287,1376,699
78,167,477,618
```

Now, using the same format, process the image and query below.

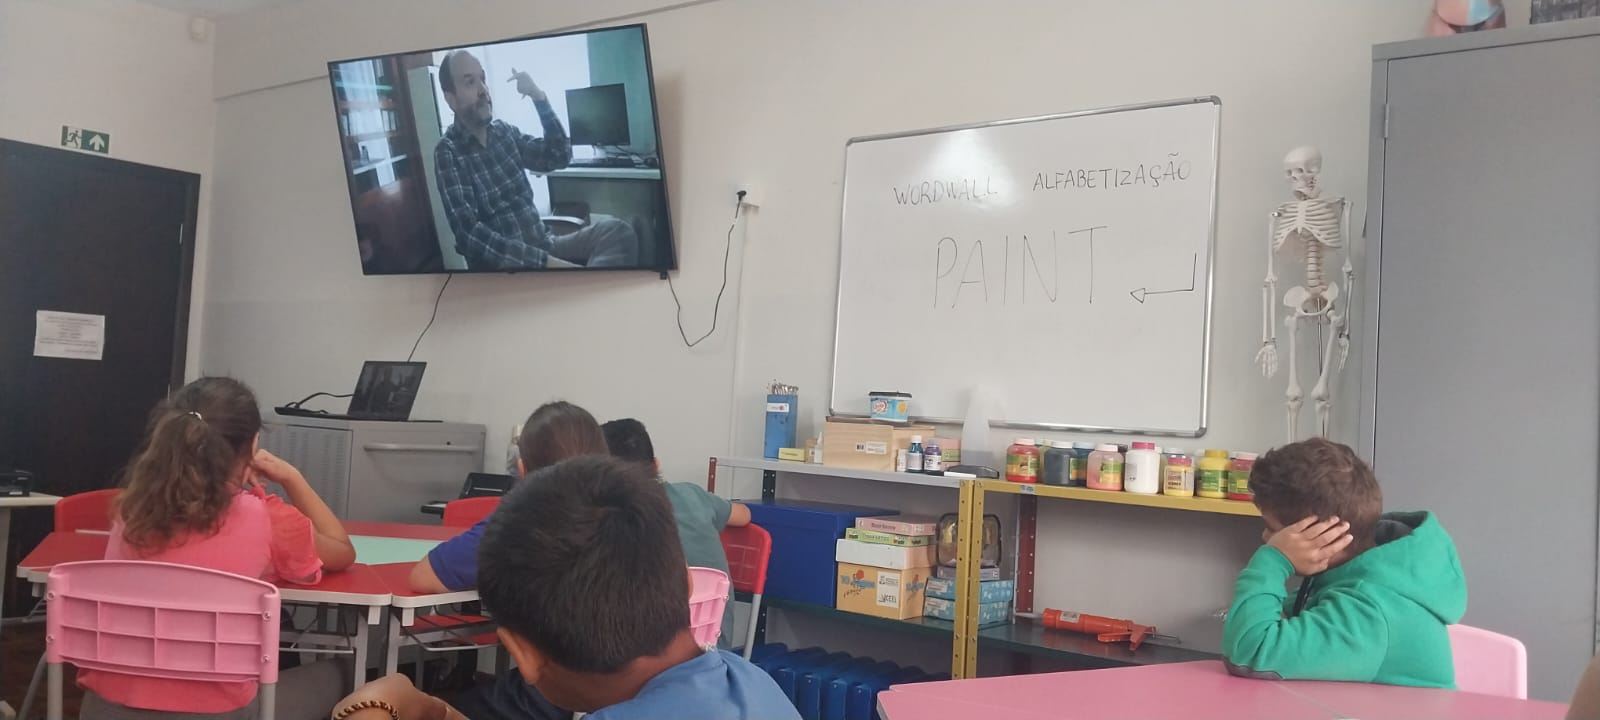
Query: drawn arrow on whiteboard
1129,253,1198,304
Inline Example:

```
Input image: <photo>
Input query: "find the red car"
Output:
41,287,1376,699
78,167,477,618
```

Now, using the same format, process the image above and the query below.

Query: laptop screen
347,361,426,420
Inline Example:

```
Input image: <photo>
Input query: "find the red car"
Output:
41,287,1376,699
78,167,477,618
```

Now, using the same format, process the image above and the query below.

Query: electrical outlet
737,182,761,210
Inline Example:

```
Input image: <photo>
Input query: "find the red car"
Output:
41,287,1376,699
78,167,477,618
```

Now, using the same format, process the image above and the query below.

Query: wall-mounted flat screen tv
328,23,674,275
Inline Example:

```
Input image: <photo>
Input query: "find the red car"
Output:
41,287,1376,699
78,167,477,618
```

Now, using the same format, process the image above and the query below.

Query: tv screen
327,24,674,275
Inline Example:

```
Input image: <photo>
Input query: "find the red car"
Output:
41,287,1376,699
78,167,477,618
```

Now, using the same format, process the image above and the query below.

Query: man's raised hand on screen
507,68,546,102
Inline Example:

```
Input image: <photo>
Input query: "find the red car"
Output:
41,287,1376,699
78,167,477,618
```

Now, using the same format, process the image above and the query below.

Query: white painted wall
0,0,216,376
205,0,1482,656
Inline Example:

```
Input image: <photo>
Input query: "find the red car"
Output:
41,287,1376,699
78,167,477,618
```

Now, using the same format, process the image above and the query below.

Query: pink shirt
78,489,323,713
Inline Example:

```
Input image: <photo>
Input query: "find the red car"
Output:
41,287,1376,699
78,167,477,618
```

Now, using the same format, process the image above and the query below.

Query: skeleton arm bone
1256,214,1281,377
1336,200,1355,371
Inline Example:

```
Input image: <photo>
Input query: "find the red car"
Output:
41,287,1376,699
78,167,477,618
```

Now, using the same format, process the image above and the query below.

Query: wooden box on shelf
822,417,936,472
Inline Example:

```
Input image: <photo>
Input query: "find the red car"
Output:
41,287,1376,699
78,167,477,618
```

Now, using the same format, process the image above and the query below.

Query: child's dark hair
479,455,688,673
517,401,608,474
601,418,655,466
117,377,261,552
1251,438,1383,549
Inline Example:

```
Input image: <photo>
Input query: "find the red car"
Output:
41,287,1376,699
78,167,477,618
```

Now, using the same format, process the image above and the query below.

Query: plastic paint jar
1086,443,1125,491
1041,441,1074,486
1163,452,1195,496
1198,449,1230,499
1228,452,1258,501
1069,443,1095,487
1124,442,1161,495
1005,439,1041,483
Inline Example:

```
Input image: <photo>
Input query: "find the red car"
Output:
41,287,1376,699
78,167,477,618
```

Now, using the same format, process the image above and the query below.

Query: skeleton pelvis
1284,283,1340,317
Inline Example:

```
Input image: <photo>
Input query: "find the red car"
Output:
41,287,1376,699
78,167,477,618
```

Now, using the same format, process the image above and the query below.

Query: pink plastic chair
46,560,281,720
688,567,731,648
1449,623,1527,699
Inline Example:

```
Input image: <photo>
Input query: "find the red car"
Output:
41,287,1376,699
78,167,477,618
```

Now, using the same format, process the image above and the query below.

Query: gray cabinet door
1366,34,1600,700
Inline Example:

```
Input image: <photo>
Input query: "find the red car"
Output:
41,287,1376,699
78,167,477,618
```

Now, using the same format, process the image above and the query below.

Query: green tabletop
351,535,442,566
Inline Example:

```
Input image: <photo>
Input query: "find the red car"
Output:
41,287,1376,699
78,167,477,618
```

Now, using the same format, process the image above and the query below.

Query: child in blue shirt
409,401,609,593
331,456,798,720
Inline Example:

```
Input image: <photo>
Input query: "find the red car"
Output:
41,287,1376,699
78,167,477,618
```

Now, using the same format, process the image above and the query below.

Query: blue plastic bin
743,500,895,607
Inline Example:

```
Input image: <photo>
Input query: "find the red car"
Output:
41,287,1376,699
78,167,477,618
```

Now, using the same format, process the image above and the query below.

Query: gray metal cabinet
1361,20,1600,700
260,415,485,523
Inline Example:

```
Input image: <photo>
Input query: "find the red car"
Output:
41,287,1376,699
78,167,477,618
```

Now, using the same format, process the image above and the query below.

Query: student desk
17,523,470,690
876,661,1569,720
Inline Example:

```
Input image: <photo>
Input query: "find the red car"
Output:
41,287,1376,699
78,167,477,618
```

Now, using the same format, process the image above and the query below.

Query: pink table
877,661,1569,720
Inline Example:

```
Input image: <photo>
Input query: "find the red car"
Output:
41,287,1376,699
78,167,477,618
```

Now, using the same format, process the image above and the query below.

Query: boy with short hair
602,418,751,648
331,456,799,720
1222,437,1466,688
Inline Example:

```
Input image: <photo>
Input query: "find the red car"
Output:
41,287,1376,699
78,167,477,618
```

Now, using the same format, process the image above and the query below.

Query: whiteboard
830,98,1220,435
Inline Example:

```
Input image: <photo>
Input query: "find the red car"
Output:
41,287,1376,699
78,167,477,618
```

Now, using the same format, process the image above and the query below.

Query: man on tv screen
434,49,638,270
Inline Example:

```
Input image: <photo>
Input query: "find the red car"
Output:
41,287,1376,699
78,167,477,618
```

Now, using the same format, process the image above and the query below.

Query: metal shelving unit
709,457,1256,678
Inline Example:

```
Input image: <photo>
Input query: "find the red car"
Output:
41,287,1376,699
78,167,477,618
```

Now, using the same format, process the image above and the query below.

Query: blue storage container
825,661,898,720
847,666,928,720
744,500,895,607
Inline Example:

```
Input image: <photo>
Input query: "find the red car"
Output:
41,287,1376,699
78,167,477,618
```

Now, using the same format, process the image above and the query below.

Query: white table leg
351,607,371,692
384,608,404,677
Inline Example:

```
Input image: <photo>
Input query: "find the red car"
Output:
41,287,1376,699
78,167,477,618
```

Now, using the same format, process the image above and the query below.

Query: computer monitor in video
567,84,630,147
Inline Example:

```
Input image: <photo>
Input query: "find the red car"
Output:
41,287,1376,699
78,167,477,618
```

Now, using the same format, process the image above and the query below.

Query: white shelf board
712,456,962,489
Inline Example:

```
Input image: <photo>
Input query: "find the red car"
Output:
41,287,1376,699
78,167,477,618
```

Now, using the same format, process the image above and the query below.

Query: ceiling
132,0,303,19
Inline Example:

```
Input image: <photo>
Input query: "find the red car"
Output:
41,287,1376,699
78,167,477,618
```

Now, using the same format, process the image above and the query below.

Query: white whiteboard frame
828,97,1222,437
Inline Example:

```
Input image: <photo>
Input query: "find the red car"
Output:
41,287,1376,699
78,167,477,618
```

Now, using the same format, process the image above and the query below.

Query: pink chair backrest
442,496,501,528
54,489,117,533
719,524,772,595
47,560,280,685
1448,623,1527,699
688,567,731,647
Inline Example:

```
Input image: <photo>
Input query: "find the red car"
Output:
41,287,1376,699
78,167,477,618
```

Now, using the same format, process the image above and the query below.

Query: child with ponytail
77,376,356,720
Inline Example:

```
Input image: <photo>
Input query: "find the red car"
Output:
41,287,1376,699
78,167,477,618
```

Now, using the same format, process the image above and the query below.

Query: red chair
54,488,117,532
719,523,772,659
441,496,500,528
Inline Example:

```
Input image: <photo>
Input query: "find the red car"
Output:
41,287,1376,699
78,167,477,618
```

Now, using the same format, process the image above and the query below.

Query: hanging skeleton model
1255,147,1354,442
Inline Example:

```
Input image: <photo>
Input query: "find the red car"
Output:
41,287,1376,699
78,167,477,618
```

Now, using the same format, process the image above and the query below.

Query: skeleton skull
1284,146,1323,199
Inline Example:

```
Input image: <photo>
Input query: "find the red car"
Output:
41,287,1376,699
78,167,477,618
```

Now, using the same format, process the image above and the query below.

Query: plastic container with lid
1041,441,1074,486
1068,443,1095,487
1005,439,1041,483
924,442,944,476
907,435,925,474
1085,443,1124,491
1228,452,1258,501
1198,449,1230,499
1124,442,1161,495
1163,451,1195,496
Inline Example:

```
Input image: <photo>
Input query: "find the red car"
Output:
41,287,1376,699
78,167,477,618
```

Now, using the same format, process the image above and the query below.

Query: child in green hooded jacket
1223,438,1466,688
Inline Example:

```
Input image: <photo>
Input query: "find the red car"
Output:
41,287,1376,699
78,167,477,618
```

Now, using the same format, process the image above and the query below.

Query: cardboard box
935,565,1001,581
845,528,932,547
822,418,937,472
924,597,1012,627
836,539,936,570
836,562,931,620
924,577,1015,603
856,515,940,536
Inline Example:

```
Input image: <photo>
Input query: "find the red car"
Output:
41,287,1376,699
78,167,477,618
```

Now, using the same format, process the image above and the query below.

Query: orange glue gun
1039,608,1179,651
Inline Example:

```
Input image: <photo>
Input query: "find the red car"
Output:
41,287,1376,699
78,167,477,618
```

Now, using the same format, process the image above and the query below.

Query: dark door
0,140,198,612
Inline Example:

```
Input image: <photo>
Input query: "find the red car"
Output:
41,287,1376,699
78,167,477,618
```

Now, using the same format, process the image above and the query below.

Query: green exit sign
60,125,110,154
